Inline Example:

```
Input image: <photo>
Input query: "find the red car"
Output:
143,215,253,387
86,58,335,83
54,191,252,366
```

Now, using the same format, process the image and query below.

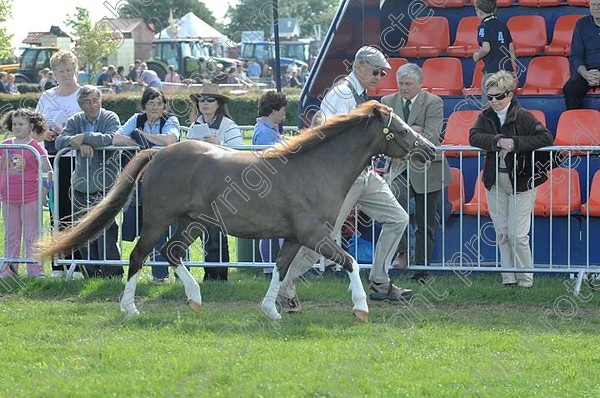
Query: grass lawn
1,271,600,397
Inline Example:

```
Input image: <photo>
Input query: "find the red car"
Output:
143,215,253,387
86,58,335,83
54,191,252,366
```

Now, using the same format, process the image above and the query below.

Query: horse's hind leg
261,240,301,320
304,234,369,322
160,215,203,312
121,218,173,315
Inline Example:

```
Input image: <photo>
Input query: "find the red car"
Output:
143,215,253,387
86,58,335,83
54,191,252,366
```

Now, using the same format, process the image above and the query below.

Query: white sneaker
50,270,65,278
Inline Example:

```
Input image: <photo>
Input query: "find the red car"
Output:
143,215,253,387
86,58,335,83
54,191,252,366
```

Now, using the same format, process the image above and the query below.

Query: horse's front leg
311,235,369,322
261,240,301,320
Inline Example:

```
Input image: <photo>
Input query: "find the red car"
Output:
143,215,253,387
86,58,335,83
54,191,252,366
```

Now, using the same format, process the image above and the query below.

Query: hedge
0,88,301,128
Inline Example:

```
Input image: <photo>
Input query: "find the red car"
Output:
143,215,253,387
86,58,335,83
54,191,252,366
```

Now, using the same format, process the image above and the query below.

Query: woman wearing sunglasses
469,70,553,288
187,82,243,281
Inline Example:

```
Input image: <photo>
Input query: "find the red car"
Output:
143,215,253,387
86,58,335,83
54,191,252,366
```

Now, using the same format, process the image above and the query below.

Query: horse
35,101,436,321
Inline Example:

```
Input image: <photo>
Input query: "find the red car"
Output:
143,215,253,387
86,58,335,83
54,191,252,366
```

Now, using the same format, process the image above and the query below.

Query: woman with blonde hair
469,70,554,288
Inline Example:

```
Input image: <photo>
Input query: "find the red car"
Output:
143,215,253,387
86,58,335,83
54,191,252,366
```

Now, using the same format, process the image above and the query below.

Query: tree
224,0,337,42
65,7,123,81
0,0,14,62
116,0,216,35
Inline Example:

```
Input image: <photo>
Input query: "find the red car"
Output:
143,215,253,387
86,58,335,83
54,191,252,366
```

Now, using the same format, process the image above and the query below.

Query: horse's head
372,104,437,161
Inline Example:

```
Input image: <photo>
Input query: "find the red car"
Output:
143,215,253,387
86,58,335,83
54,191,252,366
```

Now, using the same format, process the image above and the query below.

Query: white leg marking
261,267,282,320
175,265,202,311
120,270,141,316
347,260,368,313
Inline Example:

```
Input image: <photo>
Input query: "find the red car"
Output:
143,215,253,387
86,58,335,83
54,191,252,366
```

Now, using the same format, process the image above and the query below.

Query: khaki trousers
486,173,536,287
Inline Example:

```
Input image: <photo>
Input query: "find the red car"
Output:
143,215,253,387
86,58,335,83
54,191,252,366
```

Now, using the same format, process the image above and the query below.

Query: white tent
157,12,228,41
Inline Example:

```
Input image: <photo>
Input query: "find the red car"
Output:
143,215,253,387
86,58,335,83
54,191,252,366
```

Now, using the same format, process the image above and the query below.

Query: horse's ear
372,104,386,122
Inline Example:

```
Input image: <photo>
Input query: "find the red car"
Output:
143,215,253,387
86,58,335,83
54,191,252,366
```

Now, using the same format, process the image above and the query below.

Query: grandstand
301,0,599,270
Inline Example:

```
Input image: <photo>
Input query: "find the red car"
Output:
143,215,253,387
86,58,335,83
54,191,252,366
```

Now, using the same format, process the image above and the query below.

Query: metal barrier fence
7,143,600,292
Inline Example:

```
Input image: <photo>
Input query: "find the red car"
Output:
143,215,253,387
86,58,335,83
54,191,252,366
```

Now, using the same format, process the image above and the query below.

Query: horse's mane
263,101,390,158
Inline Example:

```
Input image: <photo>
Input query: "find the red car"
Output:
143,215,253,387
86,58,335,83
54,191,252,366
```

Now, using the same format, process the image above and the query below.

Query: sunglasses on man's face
487,91,510,101
371,69,387,77
198,97,217,103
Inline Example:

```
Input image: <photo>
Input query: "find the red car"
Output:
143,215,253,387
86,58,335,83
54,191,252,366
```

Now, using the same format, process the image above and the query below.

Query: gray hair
396,63,423,84
485,70,517,93
77,85,102,104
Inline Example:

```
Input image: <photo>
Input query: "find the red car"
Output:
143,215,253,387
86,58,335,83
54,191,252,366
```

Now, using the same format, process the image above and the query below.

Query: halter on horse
35,101,436,321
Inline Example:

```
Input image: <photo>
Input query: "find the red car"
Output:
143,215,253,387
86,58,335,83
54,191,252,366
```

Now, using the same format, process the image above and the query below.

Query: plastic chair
421,57,464,95
442,110,480,157
534,168,581,216
398,17,450,58
544,15,585,56
463,171,489,216
581,170,600,216
567,0,589,5
448,167,465,214
507,16,547,57
527,110,547,126
517,56,570,95
554,109,600,155
518,0,561,7
424,0,466,7
447,17,480,58
462,61,484,96
371,58,408,96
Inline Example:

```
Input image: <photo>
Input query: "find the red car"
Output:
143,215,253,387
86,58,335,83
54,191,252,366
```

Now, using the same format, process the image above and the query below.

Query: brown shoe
391,253,408,269
369,281,413,301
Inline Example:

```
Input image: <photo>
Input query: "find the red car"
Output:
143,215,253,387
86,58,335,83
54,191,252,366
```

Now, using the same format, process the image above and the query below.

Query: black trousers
391,174,442,266
203,225,229,281
563,72,594,110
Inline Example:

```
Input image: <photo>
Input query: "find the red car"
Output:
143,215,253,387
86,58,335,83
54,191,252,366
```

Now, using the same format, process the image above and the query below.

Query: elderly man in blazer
381,63,452,283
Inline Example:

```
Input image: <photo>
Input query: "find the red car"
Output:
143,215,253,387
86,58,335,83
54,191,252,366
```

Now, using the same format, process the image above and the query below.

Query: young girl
0,109,52,278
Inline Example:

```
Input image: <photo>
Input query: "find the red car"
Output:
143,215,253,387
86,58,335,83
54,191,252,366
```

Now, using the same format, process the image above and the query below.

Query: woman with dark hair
114,87,180,283
469,70,554,288
187,82,242,281
252,90,288,279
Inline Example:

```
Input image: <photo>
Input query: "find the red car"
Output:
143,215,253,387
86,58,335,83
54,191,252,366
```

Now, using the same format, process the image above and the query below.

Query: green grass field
1,271,599,397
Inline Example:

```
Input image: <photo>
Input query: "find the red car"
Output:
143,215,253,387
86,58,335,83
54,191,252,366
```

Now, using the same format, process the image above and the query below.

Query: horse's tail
35,149,159,259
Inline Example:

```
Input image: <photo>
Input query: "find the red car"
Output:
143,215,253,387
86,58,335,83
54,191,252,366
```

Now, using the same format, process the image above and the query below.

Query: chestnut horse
36,101,436,321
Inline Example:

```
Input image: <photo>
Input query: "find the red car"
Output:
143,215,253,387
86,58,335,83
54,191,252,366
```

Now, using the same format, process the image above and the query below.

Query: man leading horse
261,46,415,320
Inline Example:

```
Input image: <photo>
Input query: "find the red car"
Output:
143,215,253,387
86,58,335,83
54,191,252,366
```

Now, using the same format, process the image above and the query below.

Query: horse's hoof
120,306,140,316
260,301,282,321
187,299,202,313
353,310,369,323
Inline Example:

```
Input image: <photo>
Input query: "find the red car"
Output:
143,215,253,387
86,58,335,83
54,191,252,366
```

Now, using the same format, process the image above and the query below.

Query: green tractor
146,39,240,82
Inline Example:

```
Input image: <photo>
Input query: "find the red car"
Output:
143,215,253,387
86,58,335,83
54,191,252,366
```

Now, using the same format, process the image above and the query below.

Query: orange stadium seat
534,168,581,216
517,56,570,95
554,110,600,155
527,110,547,126
398,17,450,58
448,167,466,213
442,110,480,157
507,16,547,57
462,61,484,96
424,0,466,7
544,15,585,56
463,171,489,216
581,171,600,217
518,0,561,7
447,17,480,58
567,0,589,6
421,57,464,95
371,58,407,97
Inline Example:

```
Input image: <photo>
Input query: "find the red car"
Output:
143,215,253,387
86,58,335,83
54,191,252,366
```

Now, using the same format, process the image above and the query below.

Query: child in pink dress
0,109,52,278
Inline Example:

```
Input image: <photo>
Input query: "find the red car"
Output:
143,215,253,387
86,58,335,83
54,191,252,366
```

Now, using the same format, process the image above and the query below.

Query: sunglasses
487,91,510,101
371,69,387,77
198,97,217,103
